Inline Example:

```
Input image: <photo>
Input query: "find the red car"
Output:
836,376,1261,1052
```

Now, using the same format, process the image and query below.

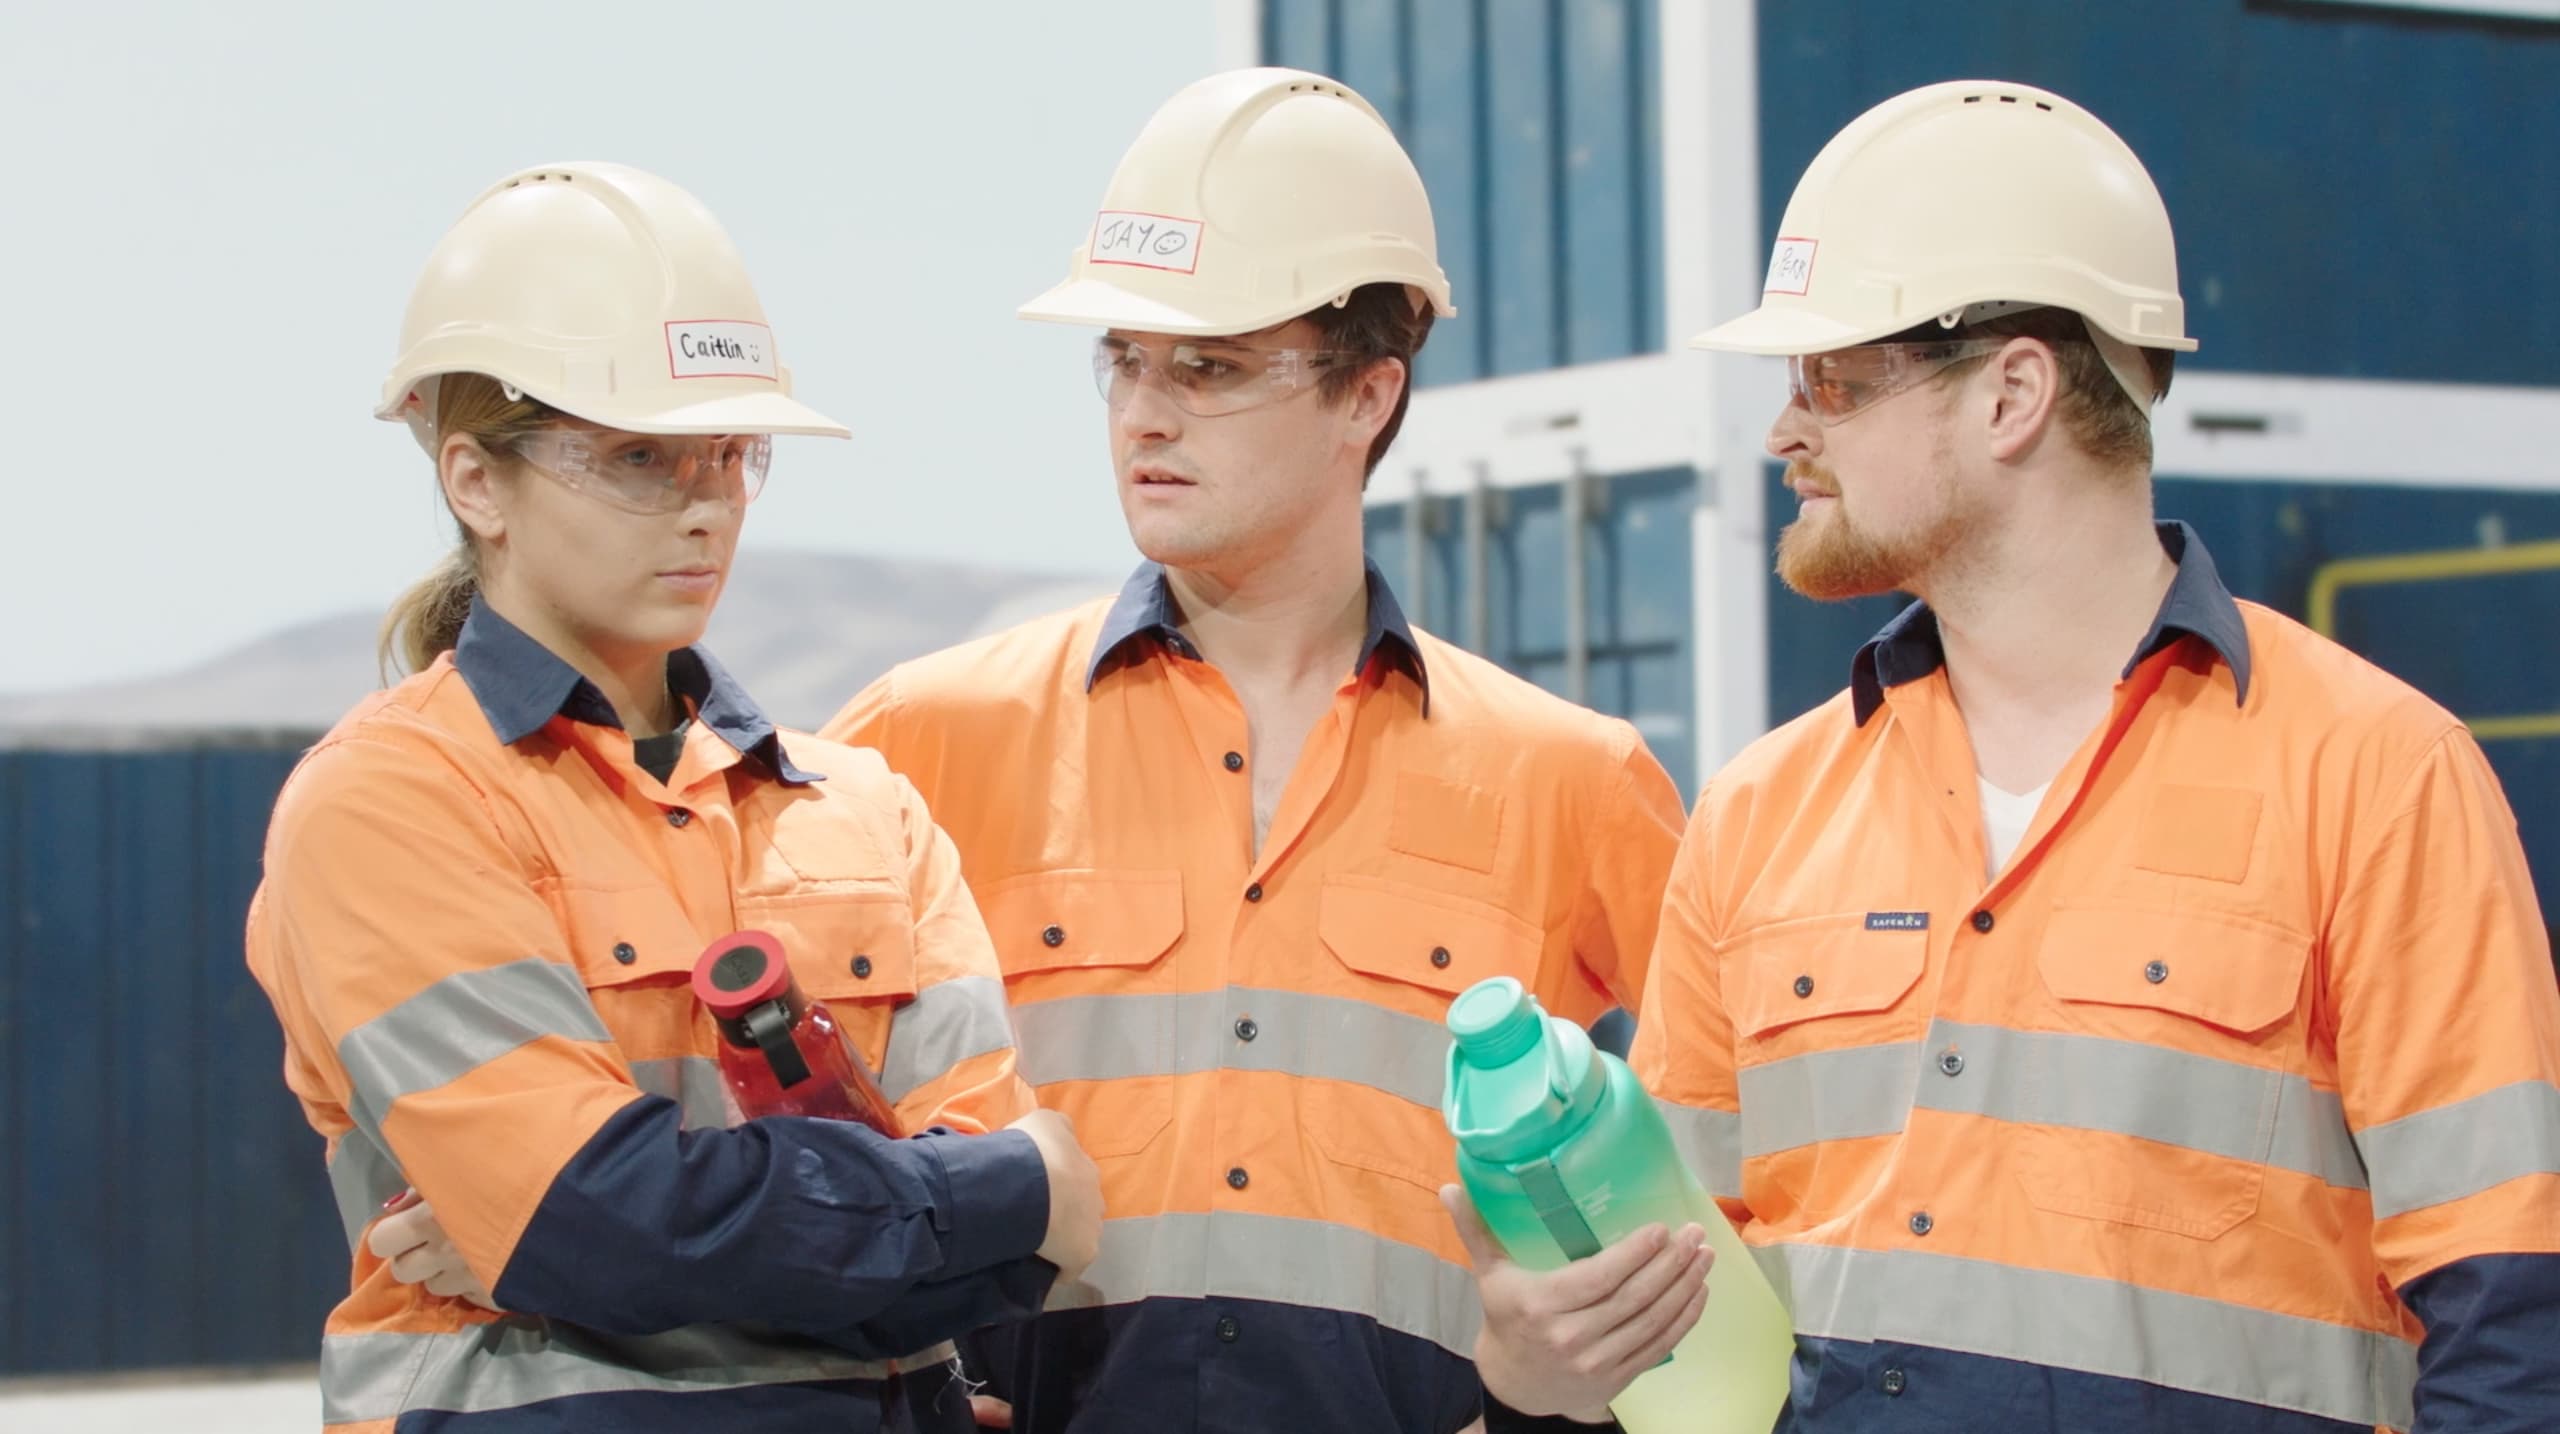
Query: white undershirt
1979,776,2052,881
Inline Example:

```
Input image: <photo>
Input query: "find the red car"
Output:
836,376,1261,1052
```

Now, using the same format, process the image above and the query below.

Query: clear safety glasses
505,429,774,515
1091,335,1368,417
1787,339,2004,426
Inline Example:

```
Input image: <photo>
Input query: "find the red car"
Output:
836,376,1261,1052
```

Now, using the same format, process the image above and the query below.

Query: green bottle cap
1449,976,1542,1066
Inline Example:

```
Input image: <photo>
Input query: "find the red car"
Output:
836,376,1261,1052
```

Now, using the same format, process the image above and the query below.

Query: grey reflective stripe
1045,1211,1480,1356
1739,1040,1920,1157
630,1056,738,1131
1772,1242,2417,1431
336,957,610,1142
1729,1021,2368,1191
326,1128,409,1251
1924,1022,2367,1190
881,975,1016,1103
1011,987,1447,1110
1655,1094,1744,1200
320,1321,950,1423
2360,1079,2560,1219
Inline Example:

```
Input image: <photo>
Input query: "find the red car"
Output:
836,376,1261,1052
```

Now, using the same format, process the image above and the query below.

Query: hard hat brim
607,389,852,439
374,383,852,440
1687,303,1886,357
1017,276,1293,338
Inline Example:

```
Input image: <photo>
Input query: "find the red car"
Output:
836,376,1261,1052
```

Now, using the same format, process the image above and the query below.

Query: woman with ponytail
244,162,1100,1434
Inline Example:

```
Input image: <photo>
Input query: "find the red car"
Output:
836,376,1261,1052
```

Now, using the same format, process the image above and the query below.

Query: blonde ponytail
378,544,481,679
375,373,560,681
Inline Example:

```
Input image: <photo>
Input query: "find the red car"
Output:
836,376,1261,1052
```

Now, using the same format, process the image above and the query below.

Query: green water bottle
1443,977,1793,1434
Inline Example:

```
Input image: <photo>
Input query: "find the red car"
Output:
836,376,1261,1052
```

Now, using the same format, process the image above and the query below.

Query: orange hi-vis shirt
246,603,1049,1434
1634,524,2560,1434
825,560,1686,1432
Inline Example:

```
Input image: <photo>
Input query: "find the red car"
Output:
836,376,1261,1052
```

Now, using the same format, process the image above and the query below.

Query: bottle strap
742,999,812,1087
1515,1158,1603,1260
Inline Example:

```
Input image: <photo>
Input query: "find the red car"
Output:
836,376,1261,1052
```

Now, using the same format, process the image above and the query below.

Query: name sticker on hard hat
1090,211,1204,274
665,321,779,381
1764,237,1818,296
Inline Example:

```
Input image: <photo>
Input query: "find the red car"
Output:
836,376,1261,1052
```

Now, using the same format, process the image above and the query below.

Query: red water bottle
690,930,903,1137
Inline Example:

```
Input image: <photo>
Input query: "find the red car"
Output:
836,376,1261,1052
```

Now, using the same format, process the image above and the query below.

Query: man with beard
1448,79,2560,1434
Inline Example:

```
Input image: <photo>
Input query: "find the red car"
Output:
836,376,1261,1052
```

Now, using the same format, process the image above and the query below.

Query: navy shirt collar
1850,520,2253,727
1084,558,1432,714
452,600,819,784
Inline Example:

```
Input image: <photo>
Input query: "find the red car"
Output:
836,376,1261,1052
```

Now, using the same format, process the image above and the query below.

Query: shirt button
1223,751,1244,772
2145,959,2171,984
1215,1315,1240,1343
611,942,638,966
1430,946,1452,969
665,808,692,829
1226,1166,1250,1190
1938,1050,1965,1077
1245,883,1264,903
1042,924,1066,948
1909,1211,1934,1237
1234,1017,1258,1042
1793,974,1815,999
1880,1367,1908,1397
851,955,873,980
1970,909,1994,933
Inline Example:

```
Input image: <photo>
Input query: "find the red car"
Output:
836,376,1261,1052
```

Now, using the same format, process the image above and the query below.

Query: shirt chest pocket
2016,906,2319,1241
1721,915,1929,1221
553,881,709,1063
978,869,1185,1158
733,889,922,1083
1308,875,1546,1191
553,883,920,1128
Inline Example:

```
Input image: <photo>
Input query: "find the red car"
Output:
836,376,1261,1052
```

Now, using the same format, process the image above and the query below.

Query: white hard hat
378,162,847,452
1693,80,2195,406
1019,68,1454,335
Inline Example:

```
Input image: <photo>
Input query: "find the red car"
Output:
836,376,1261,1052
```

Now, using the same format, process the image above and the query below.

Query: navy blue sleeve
491,1097,1052,1336
2403,1252,2560,1432
811,1256,1057,1361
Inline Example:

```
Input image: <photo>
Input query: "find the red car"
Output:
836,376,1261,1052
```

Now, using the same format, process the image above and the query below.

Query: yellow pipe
2307,538,2560,638
2469,714,2560,743
2302,539,2560,744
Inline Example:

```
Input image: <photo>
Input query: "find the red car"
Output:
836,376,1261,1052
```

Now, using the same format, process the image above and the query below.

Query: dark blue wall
1266,0,1665,385
1,745,341,1376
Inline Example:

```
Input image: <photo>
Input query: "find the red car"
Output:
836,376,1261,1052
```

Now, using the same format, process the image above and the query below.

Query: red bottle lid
691,931,792,1019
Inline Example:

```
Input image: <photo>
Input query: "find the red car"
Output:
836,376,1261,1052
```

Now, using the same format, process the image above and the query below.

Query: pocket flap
735,891,921,1004
554,882,705,989
2038,907,2308,1035
977,869,1186,976
1732,916,1929,1038
1319,875,1543,999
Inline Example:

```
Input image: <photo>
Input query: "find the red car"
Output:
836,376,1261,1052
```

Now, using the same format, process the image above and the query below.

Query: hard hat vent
1959,90,2057,112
